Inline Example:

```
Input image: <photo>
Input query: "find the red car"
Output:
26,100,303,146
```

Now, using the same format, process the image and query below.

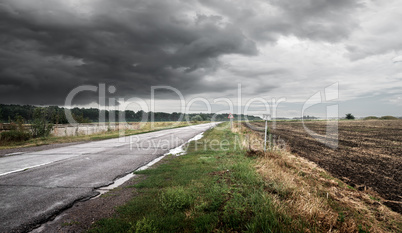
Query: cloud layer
0,0,258,104
0,0,401,116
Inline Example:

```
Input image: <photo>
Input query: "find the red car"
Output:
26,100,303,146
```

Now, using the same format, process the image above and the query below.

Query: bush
31,108,54,138
380,116,398,120
363,116,379,120
0,115,31,142
191,115,203,123
0,130,31,142
31,118,53,138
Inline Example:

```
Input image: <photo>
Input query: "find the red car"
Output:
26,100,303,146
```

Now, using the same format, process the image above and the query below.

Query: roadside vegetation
0,108,54,145
0,121,202,150
88,123,401,233
0,103,259,149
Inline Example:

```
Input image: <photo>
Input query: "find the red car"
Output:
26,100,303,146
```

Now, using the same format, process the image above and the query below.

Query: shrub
0,130,31,142
31,118,53,138
31,108,54,138
191,115,203,123
380,115,398,120
0,115,31,142
363,116,378,120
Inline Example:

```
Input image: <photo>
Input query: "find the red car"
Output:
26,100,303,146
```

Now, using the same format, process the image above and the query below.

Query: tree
15,115,26,132
345,113,355,120
73,113,91,123
191,115,203,122
31,108,54,138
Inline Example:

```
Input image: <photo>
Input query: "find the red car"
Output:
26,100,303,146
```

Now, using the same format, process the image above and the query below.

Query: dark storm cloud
0,0,364,106
199,0,362,42
227,67,288,78
0,0,257,105
267,0,362,41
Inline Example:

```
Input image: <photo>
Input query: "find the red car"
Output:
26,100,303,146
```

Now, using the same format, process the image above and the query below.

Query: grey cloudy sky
0,0,401,117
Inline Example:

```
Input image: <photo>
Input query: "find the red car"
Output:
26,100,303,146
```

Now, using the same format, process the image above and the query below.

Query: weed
0,130,31,142
337,212,345,223
159,186,193,213
128,217,157,233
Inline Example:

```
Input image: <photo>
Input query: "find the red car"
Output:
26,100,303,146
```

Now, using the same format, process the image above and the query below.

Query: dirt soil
246,120,402,213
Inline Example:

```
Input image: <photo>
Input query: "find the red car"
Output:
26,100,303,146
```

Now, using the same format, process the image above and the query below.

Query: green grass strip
89,123,296,233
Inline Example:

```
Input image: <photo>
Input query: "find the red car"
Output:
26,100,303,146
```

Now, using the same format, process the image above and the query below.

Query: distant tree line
292,115,318,120
0,104,261,124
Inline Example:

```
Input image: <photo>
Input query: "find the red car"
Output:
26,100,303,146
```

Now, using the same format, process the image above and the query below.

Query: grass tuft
159,186,193,213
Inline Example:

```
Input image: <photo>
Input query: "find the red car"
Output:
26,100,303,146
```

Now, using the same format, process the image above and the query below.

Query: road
0,123,217,232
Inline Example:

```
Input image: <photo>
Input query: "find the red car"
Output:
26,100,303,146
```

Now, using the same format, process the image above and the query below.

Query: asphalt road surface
0,123,217,232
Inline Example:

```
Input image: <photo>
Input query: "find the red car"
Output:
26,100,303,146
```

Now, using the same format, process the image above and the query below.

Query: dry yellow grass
237,123,401,232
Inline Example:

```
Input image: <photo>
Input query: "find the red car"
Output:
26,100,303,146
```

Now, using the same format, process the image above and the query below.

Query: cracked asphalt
0,123,217,232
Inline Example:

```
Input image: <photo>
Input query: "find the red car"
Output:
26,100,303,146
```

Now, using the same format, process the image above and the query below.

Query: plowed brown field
246,120,402,213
